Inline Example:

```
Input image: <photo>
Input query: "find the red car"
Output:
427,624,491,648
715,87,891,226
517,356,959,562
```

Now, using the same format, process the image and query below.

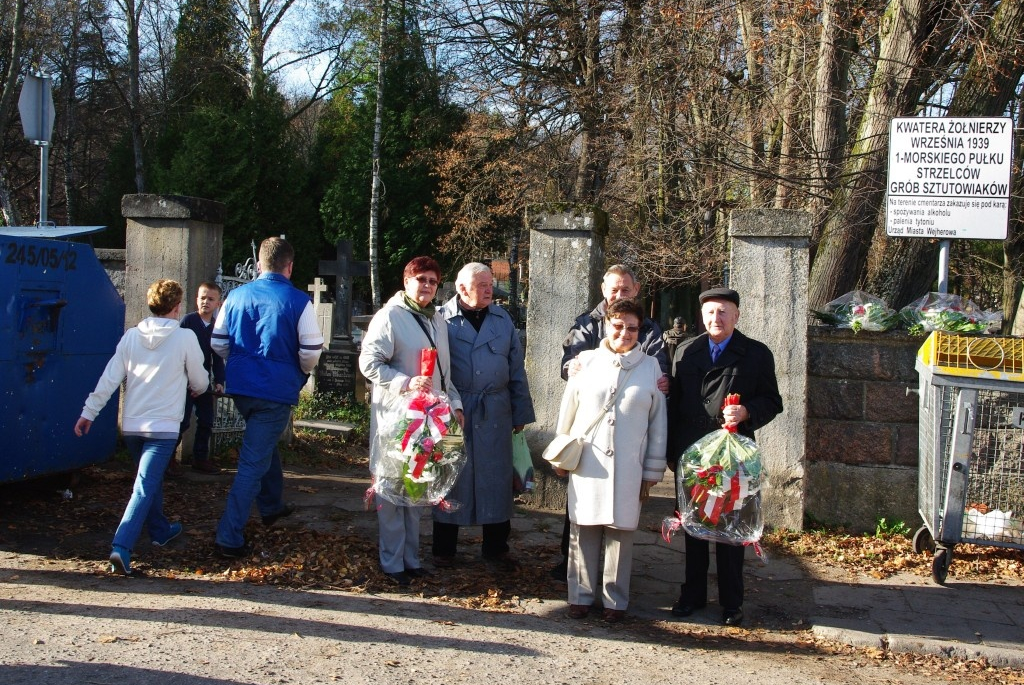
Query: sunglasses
413,275,439,286
610,322,639,333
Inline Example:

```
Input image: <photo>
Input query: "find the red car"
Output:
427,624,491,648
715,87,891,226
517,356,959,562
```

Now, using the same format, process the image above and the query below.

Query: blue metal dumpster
0,227,125,482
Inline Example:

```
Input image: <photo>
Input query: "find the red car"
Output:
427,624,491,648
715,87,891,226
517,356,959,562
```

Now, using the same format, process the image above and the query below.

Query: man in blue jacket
211,237,324,558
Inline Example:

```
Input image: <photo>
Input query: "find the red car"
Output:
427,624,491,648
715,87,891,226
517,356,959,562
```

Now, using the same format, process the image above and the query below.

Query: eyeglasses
413,276,439,286
609,322,639,333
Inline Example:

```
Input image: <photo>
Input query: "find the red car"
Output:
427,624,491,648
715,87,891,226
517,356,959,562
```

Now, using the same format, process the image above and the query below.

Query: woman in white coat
553,298,667,622
358,256,463,587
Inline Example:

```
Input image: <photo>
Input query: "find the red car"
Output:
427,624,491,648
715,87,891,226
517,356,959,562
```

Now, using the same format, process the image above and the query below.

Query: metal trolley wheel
932,546,952,585
912,525,935,554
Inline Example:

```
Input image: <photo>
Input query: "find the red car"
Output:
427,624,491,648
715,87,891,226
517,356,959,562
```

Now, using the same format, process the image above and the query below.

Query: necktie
711,344,721,363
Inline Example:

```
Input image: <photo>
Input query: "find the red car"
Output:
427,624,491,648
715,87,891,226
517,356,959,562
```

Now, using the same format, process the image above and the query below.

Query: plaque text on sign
886,117,1012,240
316,349,358,396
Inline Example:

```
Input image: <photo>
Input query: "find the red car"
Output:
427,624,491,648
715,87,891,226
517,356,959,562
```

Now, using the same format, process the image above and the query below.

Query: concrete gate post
523,207,608,510
728,209,810,530
122,194,225,459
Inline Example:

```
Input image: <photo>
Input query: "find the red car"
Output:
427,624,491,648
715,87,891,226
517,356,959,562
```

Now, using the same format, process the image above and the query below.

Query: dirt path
0,458,1015,684
0,551,951,685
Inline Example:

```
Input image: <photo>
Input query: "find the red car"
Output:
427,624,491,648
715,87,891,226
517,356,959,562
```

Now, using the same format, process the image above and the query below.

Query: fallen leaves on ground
763,528,1024,582
3,430,1023,684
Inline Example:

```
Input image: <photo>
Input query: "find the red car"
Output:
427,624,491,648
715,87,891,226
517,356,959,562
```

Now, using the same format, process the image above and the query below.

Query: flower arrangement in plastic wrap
899,292,1002,336
369,349,466,509
662,394,766,550
811,290,899,333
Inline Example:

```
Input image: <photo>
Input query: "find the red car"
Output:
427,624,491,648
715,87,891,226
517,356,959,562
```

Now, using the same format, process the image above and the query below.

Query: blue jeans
113,436,178,551
215,396,290,548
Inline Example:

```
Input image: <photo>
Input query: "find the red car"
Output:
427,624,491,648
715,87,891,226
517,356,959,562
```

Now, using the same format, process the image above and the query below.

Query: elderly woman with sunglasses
552,298,667,622
359,256,463,587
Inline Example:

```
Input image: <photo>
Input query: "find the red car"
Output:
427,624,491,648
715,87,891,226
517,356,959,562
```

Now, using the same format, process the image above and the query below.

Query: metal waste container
0,229,125,483
914,331,1024,584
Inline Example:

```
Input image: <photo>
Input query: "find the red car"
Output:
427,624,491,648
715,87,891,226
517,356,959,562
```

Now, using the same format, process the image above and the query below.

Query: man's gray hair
456,262,492,288
605,264,637,282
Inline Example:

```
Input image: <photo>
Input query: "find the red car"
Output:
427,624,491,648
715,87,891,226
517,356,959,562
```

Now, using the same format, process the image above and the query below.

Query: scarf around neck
403,292,436,319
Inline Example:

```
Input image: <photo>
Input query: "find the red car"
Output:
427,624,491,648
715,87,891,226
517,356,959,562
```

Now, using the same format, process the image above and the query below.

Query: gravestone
316,240,369,396
304,277,334,393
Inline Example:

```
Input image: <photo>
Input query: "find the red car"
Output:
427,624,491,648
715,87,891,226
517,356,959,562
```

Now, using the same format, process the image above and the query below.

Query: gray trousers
568,523,635,611
377,499,425,573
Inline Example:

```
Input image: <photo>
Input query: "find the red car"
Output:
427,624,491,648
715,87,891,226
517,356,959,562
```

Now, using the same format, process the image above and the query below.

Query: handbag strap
407,310,448,393
577,364,636,439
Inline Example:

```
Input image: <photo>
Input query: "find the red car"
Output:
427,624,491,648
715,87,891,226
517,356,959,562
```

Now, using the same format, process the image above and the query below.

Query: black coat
666,329,783,469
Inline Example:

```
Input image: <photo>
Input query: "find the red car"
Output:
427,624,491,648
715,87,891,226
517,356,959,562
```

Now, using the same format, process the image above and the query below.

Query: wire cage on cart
914,332,1024,585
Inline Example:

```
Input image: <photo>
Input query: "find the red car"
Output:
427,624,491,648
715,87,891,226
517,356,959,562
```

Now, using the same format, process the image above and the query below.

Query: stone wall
805,326,922,531
96,248,126,299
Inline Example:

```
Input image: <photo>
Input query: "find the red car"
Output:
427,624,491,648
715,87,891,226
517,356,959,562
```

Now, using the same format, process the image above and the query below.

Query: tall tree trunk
571,1,603,202
126,0,146,192
809,0,851,246
737,0,769,206
248,0,265,97
774,39,803,209
0,0,28,225
1004,99,1024,333
863,0,1024,308
808,0,956,309
368,0,389,310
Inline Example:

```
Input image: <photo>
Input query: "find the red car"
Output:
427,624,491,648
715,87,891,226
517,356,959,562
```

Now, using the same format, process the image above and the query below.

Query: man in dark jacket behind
550,264,669,581
667,287,783,627
175,282,226,475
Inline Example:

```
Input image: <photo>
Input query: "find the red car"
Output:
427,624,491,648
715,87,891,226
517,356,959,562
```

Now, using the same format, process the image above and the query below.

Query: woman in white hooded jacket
554,298,667,622
75,279,208,575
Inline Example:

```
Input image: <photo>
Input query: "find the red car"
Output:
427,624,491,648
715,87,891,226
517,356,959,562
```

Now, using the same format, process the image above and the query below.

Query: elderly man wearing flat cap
666,286,783,626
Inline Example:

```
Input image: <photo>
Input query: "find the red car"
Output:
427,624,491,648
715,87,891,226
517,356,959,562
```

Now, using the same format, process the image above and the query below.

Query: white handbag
543,365,634,472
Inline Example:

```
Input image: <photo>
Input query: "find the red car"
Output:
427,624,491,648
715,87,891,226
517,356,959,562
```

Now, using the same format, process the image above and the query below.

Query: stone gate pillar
121,194,225,331
728,209,810,530
523,207,607,509
122,194,225,461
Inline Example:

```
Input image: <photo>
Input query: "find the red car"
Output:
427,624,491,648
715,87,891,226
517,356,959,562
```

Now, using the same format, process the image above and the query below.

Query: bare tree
863,0,1024,312
807,0,962,309
0,0,29,225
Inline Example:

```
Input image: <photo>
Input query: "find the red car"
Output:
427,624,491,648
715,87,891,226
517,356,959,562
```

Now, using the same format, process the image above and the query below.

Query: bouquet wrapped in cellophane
662,394,766,547
372,389,465,508
899,292,1001,336
811,290,899,333
370,349,466,508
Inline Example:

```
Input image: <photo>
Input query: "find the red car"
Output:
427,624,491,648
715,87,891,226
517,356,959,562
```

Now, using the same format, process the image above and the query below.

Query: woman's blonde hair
147,279,183,316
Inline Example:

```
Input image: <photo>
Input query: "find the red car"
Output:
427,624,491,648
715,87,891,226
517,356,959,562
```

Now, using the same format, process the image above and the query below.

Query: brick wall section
807,327,922,468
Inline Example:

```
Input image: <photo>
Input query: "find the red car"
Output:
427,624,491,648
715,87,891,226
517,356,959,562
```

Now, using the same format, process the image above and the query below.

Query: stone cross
318,239,370,351
307,277,328,307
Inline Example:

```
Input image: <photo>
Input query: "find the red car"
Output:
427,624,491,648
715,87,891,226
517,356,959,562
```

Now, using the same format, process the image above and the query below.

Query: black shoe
165,459,183,478
484,553,518,572
217,542,252,559
261,505,294,526
433,554,455,569
722,608,744,626
548,558,568,583
670,597,706,617
383,570,412,587
406,567,432,579
192,460,222,475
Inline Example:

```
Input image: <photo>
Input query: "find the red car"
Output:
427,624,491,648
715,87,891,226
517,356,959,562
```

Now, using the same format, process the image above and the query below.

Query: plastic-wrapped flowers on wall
899,292,1002,336
811,290,899,333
